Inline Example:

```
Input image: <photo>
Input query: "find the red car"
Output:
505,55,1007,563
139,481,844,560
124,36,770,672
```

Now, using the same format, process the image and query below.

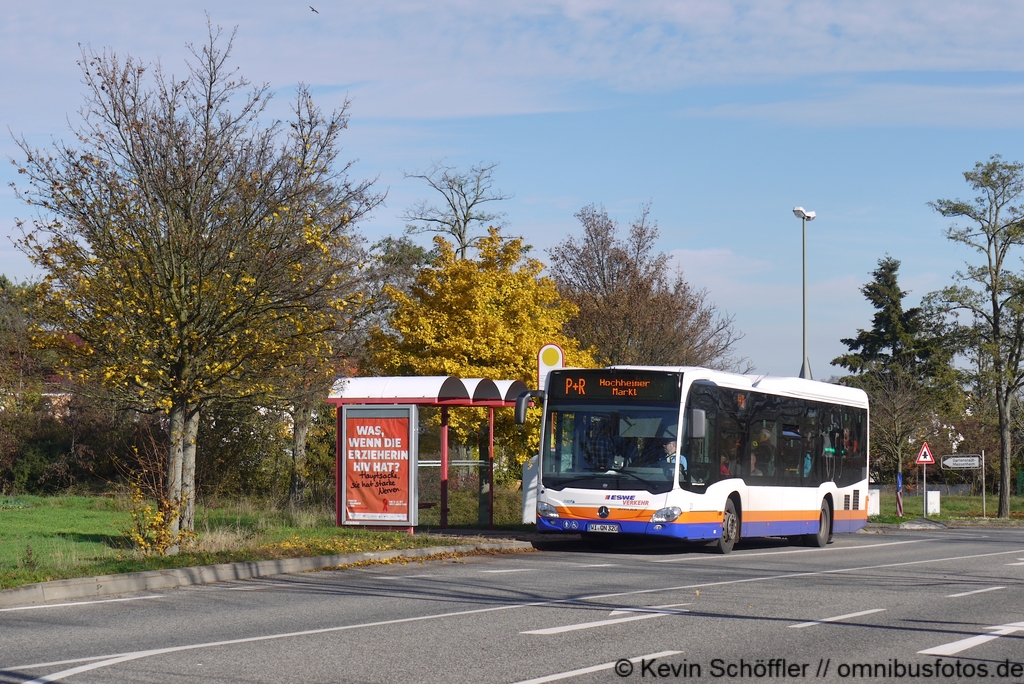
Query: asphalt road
2,528,1023,683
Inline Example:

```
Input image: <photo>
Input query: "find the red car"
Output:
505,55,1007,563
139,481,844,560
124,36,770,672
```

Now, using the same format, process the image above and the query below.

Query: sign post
896,472,904,517
916,442,935,517
339,405,418,531
538,343,564,392
939,452,985,518
940,454,982,470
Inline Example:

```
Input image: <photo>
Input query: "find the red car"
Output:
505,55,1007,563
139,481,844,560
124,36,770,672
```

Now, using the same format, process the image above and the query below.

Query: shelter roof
327,376,527,407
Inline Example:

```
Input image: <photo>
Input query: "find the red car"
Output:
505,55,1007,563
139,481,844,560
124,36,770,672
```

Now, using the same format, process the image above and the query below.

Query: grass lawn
868,491,1024,524
0,492,516,591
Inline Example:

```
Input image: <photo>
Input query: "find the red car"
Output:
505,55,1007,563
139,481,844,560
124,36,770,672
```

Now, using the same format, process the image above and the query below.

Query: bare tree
402,161,512,259
857,364,931,482
548,204,748,371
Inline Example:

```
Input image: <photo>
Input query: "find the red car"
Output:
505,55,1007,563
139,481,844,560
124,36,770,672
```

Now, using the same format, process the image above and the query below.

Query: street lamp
793,207,816,380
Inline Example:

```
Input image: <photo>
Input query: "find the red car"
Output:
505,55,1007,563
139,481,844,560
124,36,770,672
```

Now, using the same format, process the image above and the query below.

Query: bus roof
606,365,869,409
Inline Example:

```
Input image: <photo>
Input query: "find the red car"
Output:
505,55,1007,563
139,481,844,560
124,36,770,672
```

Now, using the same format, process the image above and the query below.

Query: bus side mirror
689,408,706,440
515,390,546,425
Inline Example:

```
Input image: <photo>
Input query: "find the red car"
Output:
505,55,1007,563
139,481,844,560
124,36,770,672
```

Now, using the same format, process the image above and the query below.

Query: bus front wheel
805,501,831,548
714,499,739,554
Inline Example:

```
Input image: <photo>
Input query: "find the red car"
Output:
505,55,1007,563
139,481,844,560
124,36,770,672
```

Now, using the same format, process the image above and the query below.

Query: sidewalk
0,537,536,609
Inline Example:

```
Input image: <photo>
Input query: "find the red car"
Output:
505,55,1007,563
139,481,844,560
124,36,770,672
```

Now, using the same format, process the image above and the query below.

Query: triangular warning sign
916,442,935,465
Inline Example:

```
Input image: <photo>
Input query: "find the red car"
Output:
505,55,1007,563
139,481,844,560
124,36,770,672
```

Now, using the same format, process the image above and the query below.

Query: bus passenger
753,427,776,476
585,420,617,471
638,438,676,466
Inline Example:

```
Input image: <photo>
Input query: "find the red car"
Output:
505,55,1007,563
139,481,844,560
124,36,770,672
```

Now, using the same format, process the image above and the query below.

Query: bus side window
802,403,821,485
685,389,717,485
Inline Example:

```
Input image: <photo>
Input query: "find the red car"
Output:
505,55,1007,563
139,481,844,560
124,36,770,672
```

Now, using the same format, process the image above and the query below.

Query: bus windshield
541,402,680,494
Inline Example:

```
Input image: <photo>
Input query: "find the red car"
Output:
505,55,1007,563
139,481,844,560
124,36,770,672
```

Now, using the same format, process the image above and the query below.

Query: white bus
516,366,869,553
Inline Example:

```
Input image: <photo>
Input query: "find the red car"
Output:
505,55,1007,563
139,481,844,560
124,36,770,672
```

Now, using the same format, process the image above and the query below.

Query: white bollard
521,455,539,524
868,489,880,516
926,490,941,515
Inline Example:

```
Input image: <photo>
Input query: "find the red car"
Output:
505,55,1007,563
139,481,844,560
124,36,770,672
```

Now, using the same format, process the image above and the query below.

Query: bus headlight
537,501,560,519
650,507,682,523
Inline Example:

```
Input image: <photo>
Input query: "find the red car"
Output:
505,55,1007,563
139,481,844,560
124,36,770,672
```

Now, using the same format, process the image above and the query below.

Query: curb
0,540,535,609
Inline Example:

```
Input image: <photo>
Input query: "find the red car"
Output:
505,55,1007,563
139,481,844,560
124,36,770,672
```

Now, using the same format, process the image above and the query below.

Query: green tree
12,28,379,540
930,155,1024,518
370,228,595,465
834,256,951,376
548,204,748,370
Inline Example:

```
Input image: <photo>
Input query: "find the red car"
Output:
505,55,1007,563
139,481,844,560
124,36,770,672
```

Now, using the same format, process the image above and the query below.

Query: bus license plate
587,523,619,533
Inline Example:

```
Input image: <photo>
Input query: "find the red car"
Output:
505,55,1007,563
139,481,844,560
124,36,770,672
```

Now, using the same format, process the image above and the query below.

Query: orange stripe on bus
557,506,723,524
833,509,868,521
742,510,818,523
560,506,652,521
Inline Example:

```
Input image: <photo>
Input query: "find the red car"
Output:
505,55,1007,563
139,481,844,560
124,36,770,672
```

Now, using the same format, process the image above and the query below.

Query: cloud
678,83,1024,128
7,1,1024,126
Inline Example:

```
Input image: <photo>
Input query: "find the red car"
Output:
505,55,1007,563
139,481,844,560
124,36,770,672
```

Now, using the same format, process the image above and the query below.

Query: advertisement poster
340,406,418,526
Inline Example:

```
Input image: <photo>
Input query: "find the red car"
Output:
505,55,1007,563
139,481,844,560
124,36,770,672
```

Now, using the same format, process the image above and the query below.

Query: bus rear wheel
805,501,831,548
714,499,739,554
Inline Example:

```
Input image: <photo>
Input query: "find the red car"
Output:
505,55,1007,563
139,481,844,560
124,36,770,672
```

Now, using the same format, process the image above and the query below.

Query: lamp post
793,207,816,380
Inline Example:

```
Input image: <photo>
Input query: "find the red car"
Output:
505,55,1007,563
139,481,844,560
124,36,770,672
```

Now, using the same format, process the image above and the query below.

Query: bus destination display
548,370,681,402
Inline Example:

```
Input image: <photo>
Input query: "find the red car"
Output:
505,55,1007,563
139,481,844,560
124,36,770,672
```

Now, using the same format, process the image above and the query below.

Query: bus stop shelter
327,376,528,528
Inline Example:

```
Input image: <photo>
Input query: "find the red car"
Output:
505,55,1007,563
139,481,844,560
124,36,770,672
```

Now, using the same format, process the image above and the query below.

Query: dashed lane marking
523,603,691,634
379,574,437,580
480,568,537,574
918,621,1024,656
946,586,1005,598
0,595,164,612
520,612,680,635
790,608,886,628
608,602,692,617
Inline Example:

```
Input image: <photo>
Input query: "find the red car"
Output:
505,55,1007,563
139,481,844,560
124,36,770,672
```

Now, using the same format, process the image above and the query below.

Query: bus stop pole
982,449,986,519
923,464,927,519
441,406,449,529
488,407,495,530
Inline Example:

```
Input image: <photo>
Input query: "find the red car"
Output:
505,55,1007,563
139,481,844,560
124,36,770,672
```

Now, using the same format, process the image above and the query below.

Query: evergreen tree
833,257,958,482
834,256,952,380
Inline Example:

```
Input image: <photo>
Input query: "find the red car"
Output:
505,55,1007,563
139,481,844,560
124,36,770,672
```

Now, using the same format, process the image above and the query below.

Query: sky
4,1,1024,378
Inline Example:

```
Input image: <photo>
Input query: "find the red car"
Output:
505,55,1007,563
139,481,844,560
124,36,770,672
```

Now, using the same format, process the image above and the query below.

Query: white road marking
514,651,683,684
946,586,1005,598
650,539,929,563
380,574,436,580
0,656,113,671
225,582,292,591
790,608,886,628
608,602,692,617
578,563,617,567
521,612,680,634
918,621,1024,656
1006,561,1024,566
480,568,536,574
0,595,164,613
12,547,1024,681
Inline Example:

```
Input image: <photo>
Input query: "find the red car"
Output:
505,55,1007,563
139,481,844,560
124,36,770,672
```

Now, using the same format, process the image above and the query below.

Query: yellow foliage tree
371,228,596,469
12,29,380,539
